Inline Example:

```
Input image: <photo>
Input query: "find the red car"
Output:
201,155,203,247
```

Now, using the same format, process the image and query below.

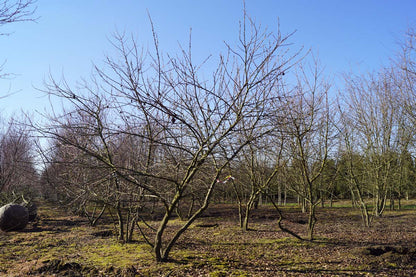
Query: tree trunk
301,198,307,213
356,188,372,227
187,196,195,219
153,209,173,262
243,192,258,231
307,202,317,241
238,203,244,229
242,208,250,231
278,183,282,205
116,205,125,242
375,190,387,217
283,188,287,206
350,188,356,208
243,203,253,231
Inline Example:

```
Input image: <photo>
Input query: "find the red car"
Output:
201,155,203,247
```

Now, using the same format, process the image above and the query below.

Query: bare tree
337,106,373,227
335,27,416,225
398,27,416,79
282,57,332,240
0,1,38,192
396,28,416,149
37,93,147,241
231,125,286,231
34,13,302,262
0,118,38,203
342,69,404,218
391,27,416,206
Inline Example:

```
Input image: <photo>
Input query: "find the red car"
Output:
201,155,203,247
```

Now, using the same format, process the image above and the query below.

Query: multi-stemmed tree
341,68,408,220
35,13,302,261
282,58,333,240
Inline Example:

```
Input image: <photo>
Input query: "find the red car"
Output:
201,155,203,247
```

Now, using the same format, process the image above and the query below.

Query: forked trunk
153,210,172,262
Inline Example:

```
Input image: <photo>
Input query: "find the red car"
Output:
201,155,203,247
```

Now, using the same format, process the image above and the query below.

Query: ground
1,201,416,276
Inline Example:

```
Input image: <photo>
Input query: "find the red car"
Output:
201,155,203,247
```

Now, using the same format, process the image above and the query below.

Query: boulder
21,201,38,222
0,203,29,231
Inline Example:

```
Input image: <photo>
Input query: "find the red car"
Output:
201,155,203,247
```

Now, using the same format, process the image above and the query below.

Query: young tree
282,57,332,240
342,69,403,217
232,129,286,231
337,110,373,227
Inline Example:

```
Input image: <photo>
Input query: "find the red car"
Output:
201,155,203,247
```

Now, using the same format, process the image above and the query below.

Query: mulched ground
1,202,416,276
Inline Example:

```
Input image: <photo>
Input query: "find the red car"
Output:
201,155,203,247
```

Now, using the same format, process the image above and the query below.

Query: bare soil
1,202,416,276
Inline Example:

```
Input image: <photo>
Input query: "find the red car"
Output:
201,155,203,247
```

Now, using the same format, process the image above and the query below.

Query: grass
1,201,416,276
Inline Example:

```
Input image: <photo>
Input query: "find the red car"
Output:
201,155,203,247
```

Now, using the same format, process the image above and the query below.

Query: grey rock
0,204,29,231
21,201,37,222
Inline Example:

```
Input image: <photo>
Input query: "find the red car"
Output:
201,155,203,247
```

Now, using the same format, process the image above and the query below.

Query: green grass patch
80,239,152,268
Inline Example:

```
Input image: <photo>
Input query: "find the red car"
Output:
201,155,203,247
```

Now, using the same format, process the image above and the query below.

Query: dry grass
1,201,416,276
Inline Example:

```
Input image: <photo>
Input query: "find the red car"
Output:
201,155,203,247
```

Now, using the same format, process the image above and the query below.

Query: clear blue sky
1,0,415,117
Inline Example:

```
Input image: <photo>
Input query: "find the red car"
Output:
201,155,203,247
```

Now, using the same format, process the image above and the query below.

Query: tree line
1,3,416,262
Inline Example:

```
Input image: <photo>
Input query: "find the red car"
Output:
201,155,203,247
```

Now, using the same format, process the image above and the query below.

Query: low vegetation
1,201,416,276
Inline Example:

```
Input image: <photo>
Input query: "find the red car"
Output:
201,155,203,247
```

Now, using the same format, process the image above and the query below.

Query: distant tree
391,28,416,206
317,158,340,207
232,129,286,231
38,96,149,241
282,57,333,240
0,0,38,197
388,150,416,209
336,122,373,227
0,119,38,202
342,69,405,218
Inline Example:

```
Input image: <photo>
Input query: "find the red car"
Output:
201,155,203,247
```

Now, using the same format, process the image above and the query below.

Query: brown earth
1,202,416,276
